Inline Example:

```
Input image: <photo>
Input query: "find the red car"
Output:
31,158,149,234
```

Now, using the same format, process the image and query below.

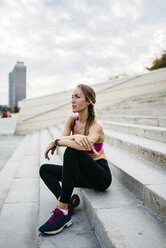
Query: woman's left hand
44,141,55,160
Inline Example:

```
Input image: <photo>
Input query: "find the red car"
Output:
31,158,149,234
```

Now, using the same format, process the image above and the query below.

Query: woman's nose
71,97,75,103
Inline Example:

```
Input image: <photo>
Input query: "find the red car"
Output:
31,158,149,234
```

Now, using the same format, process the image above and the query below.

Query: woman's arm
44,122,102,160
44,138,89,160
54,115,92,148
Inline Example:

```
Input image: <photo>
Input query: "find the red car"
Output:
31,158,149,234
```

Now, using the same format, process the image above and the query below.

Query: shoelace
47,208,63,224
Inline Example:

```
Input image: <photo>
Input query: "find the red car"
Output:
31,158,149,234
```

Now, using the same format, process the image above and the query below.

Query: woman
39,84,112,235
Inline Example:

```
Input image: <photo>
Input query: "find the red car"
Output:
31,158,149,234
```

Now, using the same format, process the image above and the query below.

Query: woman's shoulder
91,119,103,131
66,115,78,125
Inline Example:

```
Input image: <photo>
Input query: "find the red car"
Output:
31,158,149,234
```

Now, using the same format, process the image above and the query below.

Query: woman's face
71,87,89,113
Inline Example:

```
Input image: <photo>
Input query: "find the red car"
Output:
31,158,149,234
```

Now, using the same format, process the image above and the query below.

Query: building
9,61,26,109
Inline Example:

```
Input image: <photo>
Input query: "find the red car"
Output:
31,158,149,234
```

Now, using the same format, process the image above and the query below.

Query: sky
0,0,166,105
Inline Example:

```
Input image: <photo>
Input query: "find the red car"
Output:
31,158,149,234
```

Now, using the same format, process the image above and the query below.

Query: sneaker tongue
47,208,62,224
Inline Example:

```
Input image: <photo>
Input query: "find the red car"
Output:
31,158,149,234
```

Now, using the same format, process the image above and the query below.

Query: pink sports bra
71,116,103,154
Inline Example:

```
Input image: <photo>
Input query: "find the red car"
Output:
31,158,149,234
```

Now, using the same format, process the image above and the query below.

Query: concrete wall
0,118,18,135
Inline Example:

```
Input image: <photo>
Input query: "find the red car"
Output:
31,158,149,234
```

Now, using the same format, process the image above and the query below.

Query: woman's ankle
58,201,68,210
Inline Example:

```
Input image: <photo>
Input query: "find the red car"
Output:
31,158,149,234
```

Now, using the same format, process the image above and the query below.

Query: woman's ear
86,98,91,105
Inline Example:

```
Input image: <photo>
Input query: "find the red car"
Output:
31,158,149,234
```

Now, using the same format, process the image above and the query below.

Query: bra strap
71,116,79,133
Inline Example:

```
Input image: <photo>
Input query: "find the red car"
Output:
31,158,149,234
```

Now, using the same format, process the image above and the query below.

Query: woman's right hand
44,141,55,160
74,134,93,150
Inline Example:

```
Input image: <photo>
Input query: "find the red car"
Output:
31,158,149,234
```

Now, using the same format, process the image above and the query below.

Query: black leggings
39,147,112,204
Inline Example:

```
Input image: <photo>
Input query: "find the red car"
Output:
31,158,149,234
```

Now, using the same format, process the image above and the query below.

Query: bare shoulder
90,120,103,132
65,115,78,128
66,114,77,123
61,115,78,136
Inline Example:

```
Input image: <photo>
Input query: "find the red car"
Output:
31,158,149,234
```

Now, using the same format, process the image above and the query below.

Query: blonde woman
39,84,112,235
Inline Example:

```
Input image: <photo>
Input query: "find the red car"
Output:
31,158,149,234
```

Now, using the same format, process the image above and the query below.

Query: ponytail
77,84,97,135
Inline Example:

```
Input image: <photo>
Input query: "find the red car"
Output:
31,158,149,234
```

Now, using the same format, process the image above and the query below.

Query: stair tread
104,143,166,184
81,179,166,248
39,128,101,248
104,143,166,204
101,120,166,131
99,114,166,120
104,128,166,154
46,125,166,247
0,131,40,248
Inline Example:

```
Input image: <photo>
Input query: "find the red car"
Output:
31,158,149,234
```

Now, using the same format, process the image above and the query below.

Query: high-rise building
9,61,26,108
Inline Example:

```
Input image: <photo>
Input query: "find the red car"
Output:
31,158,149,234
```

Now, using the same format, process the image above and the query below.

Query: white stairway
1,95,166,247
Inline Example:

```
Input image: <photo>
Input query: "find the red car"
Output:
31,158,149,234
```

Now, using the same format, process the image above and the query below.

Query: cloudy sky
0,0,166,105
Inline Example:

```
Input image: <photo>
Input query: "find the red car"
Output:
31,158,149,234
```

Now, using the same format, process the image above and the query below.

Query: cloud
0,0,166,104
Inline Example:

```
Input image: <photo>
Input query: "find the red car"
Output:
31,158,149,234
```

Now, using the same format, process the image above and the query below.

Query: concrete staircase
0,129,101,248
53,115,166,248
1,89,166,247
15,68,166,134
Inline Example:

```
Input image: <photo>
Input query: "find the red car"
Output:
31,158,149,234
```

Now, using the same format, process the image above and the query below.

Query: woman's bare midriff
88,148,107,161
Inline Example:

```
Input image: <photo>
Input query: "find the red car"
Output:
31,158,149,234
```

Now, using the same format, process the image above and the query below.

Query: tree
13,105,20,113
146,51,166,71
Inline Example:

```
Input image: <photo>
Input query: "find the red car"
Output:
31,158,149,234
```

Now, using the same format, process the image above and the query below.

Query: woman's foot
68,194,80,215
39,208,72,235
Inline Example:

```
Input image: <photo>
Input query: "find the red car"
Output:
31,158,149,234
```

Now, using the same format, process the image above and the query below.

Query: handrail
22,73,144,122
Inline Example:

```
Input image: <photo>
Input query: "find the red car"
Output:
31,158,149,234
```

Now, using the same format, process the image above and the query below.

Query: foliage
146,51,166,71
13,105,20,113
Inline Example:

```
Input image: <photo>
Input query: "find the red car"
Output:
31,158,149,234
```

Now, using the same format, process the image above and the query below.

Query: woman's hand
44,141,55,160
74,134,93,150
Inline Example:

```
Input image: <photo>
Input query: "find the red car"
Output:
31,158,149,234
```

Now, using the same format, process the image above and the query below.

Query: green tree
13,105,20,113
146,51,166,71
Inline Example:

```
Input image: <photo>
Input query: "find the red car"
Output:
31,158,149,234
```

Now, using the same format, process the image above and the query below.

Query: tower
9,61,26,108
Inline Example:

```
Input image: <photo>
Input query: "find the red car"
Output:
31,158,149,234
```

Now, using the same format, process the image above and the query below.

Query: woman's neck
77,108,89,123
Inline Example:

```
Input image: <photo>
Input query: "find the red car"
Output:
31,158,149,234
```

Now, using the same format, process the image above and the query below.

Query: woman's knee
39,164,48,177
96,175,112,191
64,147,78,160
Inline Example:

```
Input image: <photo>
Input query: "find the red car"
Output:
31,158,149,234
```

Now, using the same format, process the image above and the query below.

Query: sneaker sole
41,219,73,235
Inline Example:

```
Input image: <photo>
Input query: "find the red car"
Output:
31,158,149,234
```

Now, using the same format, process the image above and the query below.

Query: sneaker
68,194,80,215
39,208,72,235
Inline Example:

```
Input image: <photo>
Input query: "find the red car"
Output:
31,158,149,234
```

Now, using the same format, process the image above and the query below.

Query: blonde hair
77,84,97,135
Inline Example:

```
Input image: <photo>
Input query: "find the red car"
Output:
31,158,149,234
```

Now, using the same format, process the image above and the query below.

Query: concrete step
0,131,40,248
40,128,62,165
0,135,24,172
103,143,166,222
107,92,166,109
101,120,166,142
0,134,30,211
103,108,166,117
80,179,166,248
48,125,66,158
104,129,166,169
51,124,166,222
0,118,18,135
38,128,102,248
97,113,166,127
107,102,166,111
49,124,166,247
